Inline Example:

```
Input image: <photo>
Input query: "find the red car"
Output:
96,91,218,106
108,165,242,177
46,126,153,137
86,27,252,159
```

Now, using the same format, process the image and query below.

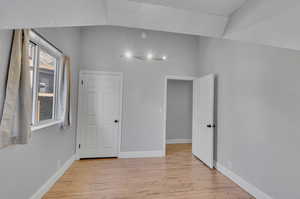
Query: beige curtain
58,56,71,129
0,29,32,149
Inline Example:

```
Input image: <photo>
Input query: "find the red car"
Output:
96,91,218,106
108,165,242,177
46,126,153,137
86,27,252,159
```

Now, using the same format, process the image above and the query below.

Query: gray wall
79,26,198,152
166,80,193,141
0,27,80,199
197,36,300,199
0,0,107,29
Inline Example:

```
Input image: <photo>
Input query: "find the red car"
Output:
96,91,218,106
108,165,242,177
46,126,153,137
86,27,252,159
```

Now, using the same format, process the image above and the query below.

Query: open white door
192,74,215,168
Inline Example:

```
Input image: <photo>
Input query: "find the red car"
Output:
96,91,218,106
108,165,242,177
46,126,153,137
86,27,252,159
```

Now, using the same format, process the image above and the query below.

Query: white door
78,72,122,158
192,74,215,168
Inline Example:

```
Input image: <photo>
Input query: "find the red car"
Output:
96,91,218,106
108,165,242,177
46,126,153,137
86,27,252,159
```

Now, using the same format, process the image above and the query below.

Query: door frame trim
76,70,123,159
163,75,197,156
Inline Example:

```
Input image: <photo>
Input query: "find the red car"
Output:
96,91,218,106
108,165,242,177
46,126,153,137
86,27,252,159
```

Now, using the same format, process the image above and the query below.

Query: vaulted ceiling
1,0,300,50
225,0,300,50
128,0,247,16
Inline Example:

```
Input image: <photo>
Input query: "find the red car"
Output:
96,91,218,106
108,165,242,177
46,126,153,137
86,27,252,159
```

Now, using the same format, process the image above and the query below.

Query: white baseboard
30,155,76,199
166,139,192,144
215,162,272,199
119,150,164,158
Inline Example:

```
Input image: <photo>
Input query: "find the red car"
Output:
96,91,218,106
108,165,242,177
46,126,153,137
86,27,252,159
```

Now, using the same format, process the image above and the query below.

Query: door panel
86,126,97,149
192,74,215,168
79,72,122,158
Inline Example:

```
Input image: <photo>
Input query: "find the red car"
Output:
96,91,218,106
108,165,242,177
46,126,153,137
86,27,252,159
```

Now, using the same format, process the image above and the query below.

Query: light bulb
147,53,153,60
124,51,133,59
162,55,167,60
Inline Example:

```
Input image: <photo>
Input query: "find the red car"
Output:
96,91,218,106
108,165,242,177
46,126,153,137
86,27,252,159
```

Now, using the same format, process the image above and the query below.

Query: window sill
31,120,62,132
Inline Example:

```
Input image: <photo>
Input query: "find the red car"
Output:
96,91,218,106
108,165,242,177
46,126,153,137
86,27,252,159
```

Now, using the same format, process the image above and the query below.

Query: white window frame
29,30,63,130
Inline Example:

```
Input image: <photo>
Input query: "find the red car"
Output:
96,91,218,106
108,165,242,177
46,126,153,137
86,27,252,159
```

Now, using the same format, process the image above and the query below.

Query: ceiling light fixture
147,53,153,60
121,51,167,61
124,51,133,59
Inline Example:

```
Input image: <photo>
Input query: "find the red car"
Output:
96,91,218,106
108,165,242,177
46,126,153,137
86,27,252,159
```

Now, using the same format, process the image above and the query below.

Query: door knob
114,120,119,123
206,124,216,128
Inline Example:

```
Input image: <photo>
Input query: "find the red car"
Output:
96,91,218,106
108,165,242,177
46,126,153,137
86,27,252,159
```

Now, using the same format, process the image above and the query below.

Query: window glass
37,49,57,122
29,31,61,126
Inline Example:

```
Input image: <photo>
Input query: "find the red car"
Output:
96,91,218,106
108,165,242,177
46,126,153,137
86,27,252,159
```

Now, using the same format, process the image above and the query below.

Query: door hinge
78,144,81,149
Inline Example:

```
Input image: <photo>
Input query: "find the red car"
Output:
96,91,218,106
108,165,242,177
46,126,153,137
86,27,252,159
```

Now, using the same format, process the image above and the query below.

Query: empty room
0,1,299,199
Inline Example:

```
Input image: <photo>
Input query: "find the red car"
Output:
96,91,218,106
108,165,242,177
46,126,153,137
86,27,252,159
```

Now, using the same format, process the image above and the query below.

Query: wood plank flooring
43,144,254,199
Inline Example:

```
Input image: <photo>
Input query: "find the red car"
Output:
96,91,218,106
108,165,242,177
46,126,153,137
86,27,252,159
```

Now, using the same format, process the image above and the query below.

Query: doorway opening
165,79,193,155
163,74,215,168
163,76,195,157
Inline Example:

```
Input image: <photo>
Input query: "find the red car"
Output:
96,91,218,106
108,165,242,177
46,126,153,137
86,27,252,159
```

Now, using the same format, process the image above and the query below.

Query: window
29,31,63,126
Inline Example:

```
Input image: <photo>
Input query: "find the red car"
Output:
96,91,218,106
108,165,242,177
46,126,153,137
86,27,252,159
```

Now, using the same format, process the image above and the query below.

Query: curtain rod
30,29,64,55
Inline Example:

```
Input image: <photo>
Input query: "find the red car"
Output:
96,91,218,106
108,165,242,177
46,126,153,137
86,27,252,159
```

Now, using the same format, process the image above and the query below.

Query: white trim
215,162,273,199
29,31,63,126
163,75,196,156
30,155,76,199
30,30,63,57
76,70,123,159
80,70,123,76
118,73,123,158
166,139,192,144
165,75,197,81
31,120,62,132
119,151,164,158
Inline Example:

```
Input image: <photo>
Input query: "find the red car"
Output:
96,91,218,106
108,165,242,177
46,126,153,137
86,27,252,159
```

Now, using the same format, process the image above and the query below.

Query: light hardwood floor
43,144,254,199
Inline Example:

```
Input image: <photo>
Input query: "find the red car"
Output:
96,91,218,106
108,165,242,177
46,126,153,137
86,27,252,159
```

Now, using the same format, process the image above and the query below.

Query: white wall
0,27,80,199
166,80,193,142
0,0,107,29
197,36,300,199
79,26,198,152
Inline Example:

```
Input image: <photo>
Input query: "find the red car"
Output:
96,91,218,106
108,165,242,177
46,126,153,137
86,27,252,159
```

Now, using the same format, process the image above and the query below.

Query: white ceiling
106,0,228,37
2,0,300,51
224,0,300,50
128,0,247,16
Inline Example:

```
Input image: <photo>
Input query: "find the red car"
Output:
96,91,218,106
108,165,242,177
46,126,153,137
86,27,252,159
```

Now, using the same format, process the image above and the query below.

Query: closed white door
78,72,122,158
192,74,215,168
